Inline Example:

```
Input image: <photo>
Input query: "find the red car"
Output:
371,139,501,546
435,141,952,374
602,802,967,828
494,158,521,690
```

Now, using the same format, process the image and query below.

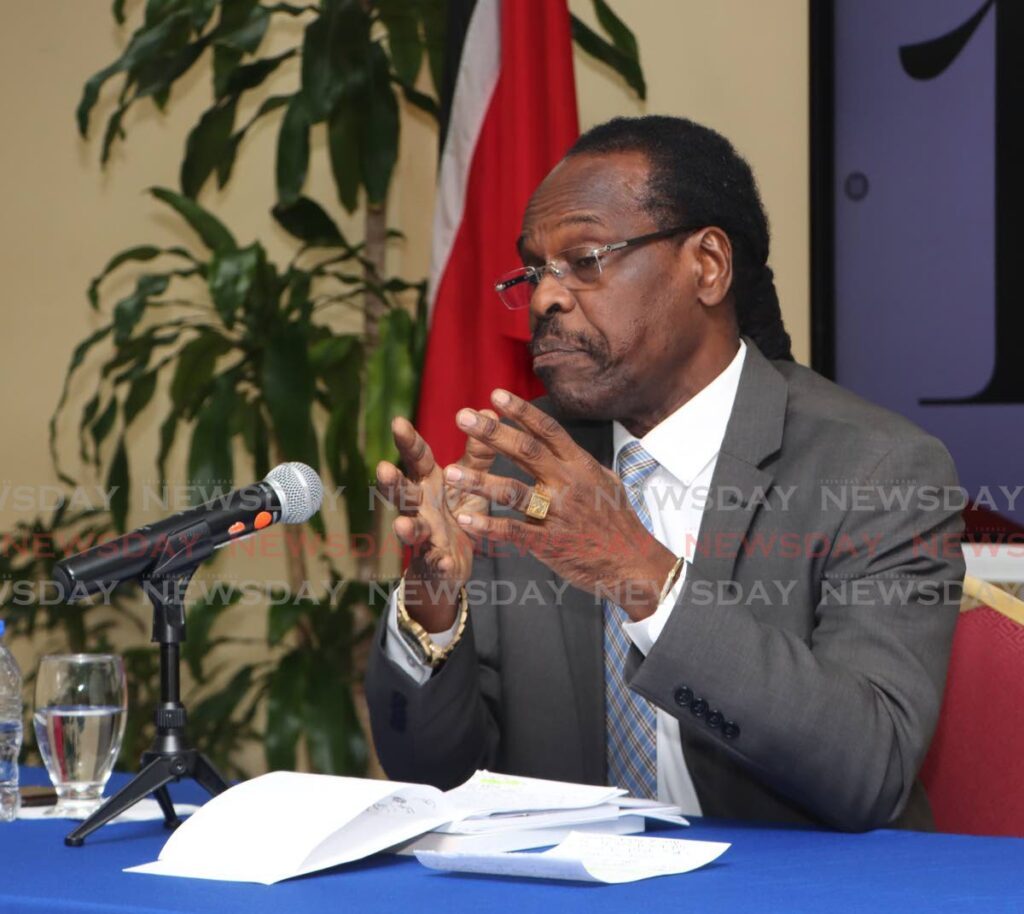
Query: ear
690,227,733,307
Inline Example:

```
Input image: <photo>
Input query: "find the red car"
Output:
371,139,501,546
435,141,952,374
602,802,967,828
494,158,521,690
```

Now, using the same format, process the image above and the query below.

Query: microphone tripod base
64,747,227,847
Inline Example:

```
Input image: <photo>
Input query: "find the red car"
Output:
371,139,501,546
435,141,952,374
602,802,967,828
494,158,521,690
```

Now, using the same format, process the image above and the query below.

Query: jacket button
706,710,724,729
722,720,740,740
674,686,693,708
690,698,708,718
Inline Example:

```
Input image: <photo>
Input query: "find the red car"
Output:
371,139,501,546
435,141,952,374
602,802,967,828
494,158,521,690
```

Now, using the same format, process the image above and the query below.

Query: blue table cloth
2,768,1023,913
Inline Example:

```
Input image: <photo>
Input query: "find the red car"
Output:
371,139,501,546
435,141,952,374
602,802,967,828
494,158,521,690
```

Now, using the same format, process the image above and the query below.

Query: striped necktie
604,440,659,799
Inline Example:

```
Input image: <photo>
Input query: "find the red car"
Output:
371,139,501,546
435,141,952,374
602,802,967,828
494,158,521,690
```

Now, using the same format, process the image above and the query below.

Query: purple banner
832,0,1023,530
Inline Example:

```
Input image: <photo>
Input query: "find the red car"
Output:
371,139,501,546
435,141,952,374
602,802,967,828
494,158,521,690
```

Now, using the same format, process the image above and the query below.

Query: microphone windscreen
265,462,324,524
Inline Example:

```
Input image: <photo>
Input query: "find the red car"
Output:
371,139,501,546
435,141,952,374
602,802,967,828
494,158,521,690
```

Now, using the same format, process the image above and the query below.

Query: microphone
54,462,324,601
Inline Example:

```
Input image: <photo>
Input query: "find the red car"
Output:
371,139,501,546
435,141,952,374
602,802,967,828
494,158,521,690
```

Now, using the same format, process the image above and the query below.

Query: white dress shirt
384,341,748,815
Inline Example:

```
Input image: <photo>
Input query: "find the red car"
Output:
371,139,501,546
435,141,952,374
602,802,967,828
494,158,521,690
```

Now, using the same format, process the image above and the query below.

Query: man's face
519,151,706,424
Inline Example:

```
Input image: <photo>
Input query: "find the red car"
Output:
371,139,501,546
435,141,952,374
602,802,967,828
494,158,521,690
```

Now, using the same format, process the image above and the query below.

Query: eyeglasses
493,224,699,310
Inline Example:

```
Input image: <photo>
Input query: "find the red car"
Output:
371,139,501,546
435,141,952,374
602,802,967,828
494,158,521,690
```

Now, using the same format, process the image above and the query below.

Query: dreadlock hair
566,115,794,361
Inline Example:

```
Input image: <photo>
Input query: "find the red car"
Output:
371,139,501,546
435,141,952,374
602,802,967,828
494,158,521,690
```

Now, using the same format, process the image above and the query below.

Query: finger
454,510,545,552
443,465,535,514
391,416,437,481
456,407,548,476
375,462,423,514
393,514,432,546
460,408,499,473
489,389,578,460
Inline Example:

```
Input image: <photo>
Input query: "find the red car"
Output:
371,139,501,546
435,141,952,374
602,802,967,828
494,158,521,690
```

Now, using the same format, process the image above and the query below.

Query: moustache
529,326,601,358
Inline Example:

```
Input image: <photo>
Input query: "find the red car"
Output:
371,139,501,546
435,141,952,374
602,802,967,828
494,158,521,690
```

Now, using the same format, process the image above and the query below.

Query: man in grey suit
366,116,965,831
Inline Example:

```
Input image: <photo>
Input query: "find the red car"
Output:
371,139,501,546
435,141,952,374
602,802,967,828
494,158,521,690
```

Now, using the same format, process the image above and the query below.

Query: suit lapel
689,338,788,584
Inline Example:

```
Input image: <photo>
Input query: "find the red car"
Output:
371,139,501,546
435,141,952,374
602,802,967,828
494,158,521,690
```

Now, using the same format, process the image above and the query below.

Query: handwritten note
416,831,730,884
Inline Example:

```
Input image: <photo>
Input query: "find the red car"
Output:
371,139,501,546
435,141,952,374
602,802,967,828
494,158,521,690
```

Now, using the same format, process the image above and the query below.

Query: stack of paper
125,770,689,884
395,776,687,855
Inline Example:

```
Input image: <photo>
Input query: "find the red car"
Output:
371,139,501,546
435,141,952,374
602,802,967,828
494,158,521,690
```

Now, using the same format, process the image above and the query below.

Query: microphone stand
65,520,230,846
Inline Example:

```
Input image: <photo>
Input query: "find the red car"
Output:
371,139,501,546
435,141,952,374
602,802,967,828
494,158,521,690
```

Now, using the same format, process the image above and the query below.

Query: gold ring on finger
524,484,552,521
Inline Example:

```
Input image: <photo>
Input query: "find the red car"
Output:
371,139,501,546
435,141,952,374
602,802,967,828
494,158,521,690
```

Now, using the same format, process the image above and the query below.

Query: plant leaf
592,0,639,60
275,94,311,205
50,324,114,484
569,13,646,100
217,93,291,188
171,331,233,416
88,245,162,309
327,93,361,213
181,98,238,198
187,375,236,501
377,0,423,86
265,649,305,770
224,49,296,96
300,0,368,123
262,321,319,470
208,243,262,327
77,394,102,464
107,436,130,532
133,34,207,103
358,44,399,204
236,399,270,480
183,585,243,680
124,370,158,423
418,0,446,98
212,44,243,99
271,197,347,247
112,273,171,342
90,397,119,464
364,308,416,472
396,80,438,120
268,601,305,646
157,412,179,486
77,10,192,137
150,186,237,253
215,1,269,53
304,661,366,774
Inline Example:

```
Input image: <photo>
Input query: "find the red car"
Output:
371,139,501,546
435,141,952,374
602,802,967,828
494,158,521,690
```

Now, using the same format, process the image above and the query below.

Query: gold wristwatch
396,574,469,668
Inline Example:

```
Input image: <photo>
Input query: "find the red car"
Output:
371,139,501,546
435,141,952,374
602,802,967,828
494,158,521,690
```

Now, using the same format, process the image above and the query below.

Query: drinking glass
33,654,127,816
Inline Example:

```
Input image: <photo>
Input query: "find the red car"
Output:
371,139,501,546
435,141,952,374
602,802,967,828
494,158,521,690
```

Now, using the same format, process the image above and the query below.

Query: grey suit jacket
366,338,966,831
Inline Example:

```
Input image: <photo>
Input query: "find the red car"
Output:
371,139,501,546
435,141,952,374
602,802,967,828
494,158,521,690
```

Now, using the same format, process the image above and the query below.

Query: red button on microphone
228,522,245,536
254,511,272,530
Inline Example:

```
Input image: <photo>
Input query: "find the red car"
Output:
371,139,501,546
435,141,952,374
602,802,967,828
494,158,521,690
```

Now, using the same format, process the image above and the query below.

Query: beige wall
0,1,807,743
573,0,810,364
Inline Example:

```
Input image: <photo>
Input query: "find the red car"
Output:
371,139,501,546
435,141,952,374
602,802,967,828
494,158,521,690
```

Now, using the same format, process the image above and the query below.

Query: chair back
920,604,1024,836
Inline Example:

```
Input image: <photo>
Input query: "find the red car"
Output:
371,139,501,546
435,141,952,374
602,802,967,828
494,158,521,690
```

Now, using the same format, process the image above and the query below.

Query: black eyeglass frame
493,223,701,308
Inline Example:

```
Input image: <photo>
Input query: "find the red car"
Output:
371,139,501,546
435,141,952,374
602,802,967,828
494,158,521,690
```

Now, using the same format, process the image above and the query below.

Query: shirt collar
612,340,747,486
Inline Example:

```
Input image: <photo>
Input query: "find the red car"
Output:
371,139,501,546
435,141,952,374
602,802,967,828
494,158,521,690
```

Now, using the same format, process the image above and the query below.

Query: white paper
445,770,625,820
125,771,450,884
437,802,617,834
396,814,646,856
416,831,730,884
18,798,200,824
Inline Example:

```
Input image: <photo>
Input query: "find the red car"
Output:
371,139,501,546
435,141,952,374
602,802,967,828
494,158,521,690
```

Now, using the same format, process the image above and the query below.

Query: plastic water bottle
0,619,23,822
